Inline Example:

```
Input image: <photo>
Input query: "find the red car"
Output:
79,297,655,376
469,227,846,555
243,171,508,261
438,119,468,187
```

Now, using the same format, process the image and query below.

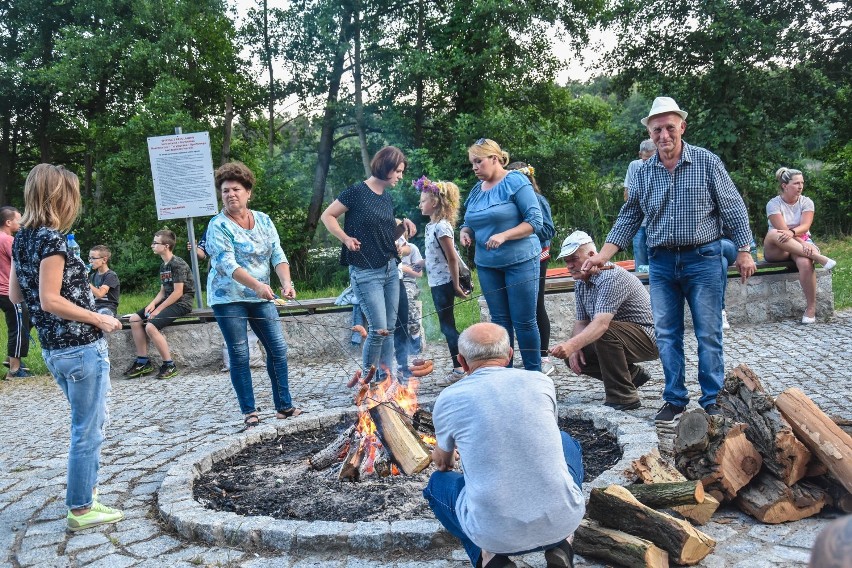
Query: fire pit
158,384,656,553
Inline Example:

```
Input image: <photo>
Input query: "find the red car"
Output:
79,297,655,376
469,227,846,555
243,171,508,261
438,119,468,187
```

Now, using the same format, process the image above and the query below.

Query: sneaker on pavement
156,362,178,380
67,501,124,532
541,357,555,376
123,361,154,378
436,370,465,386
654,402,686,423
704,403,723,416
721,310,730,330
631,365,652,388
6,368,33,379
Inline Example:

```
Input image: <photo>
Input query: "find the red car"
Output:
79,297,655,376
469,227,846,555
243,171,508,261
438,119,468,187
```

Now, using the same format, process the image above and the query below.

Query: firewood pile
309,366,435,481
572,364,852,567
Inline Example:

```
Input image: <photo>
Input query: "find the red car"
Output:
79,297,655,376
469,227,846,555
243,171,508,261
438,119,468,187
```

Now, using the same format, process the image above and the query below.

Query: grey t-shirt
432,366,585,553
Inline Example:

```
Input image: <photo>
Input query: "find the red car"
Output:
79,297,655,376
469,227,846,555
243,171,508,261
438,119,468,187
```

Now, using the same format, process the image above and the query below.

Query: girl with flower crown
416,176,467,384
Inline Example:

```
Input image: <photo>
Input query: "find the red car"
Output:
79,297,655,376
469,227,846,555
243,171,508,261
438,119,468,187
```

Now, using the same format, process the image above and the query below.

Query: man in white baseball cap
581,96,756,424
550,231,658,411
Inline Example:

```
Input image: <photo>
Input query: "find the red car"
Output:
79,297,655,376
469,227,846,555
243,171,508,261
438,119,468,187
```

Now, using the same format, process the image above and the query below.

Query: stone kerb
105,310,353,379
482,267,834,331
157,403,656,553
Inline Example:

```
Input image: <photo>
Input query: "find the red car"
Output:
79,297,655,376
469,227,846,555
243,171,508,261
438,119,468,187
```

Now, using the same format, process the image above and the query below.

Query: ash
194,418,620,522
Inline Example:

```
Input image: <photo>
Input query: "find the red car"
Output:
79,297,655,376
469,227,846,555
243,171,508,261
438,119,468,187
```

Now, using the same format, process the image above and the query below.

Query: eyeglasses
88,256,102,261
151,242,164,246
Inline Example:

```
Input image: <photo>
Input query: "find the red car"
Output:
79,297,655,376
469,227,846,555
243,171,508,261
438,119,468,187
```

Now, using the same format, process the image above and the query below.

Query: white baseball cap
641,96,688,126
556,230,594,259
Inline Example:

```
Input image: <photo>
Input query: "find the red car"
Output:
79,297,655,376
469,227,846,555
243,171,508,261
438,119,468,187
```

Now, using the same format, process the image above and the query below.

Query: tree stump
736,470,827,523
718,364,811,485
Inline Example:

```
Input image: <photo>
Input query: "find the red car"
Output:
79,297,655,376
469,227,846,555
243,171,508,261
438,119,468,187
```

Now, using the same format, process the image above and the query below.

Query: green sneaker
156,362,178,380
67,501,124,532
124,361,154,378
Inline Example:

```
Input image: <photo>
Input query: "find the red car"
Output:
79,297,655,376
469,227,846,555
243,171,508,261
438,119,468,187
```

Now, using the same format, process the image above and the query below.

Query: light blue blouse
205,210,289,305
462,170,542,268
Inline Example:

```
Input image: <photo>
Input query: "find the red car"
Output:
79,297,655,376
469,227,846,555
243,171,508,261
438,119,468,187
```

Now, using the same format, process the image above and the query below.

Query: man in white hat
582,96,756,424
550,231,658,411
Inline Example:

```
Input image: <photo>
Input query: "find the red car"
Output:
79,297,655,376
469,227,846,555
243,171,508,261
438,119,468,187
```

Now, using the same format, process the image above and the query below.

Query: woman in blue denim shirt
321,146,414,381
205,162,300,430
460,139,544,370
10,164,125,532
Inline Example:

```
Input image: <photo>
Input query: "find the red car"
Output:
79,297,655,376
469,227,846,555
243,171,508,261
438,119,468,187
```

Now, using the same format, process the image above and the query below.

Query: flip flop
276,407,304,419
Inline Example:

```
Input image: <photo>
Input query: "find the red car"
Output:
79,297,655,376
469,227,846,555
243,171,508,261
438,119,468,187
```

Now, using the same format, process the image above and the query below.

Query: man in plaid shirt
582,97,756,424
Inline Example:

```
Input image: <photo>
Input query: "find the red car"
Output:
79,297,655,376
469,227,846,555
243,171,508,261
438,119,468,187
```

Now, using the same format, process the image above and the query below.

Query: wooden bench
542,260,798,294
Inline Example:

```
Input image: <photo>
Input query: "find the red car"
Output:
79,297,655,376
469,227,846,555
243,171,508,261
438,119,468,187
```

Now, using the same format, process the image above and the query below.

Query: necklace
226,209,254,230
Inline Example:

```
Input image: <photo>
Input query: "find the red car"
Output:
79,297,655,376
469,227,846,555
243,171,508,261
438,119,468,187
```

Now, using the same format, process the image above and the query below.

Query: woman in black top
10,164,125,532
321,146,411,380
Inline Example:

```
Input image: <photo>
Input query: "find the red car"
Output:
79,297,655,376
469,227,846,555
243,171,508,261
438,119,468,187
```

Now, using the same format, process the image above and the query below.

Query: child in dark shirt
88,245,120,316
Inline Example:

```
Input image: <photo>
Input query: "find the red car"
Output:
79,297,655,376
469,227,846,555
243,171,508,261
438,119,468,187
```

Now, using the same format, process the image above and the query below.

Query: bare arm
439,235,468,297
581,243,620,272
431,444,455,472
274,262,296,299
89,282,110,299
34,256,121,332
550,314,613,359
320,200,360,251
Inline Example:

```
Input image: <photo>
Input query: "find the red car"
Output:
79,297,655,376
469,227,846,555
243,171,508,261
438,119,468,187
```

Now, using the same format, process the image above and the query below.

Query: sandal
240,413,260,432
276,407,304,419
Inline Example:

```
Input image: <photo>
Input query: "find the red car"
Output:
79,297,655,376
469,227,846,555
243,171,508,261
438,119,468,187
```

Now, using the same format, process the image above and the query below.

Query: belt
655,240,716,252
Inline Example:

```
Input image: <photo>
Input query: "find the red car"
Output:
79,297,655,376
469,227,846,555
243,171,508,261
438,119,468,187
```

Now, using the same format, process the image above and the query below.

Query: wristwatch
737,245,751,252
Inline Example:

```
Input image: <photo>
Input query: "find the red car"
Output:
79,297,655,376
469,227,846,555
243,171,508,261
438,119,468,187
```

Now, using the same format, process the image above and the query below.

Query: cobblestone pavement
1,311,850,567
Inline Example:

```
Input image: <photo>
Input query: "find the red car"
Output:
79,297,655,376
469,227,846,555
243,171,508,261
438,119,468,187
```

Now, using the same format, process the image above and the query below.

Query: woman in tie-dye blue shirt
205,161,301,430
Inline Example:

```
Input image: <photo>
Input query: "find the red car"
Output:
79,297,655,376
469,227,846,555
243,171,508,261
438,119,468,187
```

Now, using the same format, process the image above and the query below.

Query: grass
4,240,850,378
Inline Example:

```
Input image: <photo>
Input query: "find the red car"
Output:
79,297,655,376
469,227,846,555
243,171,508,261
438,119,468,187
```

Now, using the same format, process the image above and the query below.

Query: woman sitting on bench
763,167,836,324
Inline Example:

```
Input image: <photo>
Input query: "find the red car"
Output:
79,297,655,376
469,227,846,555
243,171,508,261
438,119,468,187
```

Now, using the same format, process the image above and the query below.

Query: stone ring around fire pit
157,402,657,554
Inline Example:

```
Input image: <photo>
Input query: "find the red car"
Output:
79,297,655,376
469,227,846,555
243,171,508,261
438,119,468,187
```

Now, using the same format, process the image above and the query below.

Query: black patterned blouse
12,227,101,350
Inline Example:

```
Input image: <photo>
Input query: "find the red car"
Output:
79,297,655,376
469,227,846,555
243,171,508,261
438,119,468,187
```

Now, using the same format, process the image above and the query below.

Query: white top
766,195,814,231
400,242,423,284
424,220,455,287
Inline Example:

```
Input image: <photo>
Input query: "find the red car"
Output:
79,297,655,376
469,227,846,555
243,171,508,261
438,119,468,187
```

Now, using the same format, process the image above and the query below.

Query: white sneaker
721,310,730,330
823,258,836,270
437,370,465,385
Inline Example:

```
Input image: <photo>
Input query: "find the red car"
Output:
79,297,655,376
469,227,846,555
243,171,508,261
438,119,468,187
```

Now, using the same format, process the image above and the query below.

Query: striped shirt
608,142,752,250
574,264,655,342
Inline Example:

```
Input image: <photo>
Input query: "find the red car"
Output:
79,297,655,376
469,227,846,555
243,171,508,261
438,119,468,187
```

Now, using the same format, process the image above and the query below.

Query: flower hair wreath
516,165,535,177
413,175,445,195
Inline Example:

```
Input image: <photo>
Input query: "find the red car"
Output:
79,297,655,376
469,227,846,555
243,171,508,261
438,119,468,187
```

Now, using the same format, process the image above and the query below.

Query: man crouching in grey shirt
423,322,585,568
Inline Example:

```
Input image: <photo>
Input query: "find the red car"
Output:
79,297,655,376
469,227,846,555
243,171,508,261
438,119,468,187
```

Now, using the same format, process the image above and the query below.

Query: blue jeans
720,238,737,310
393,278,411,377
477,257,541,371
430,282,461,368
648,241,724,408
633,225,649,267
423,431,584,566
350,260,400,377
43,338,111,510
213,301,294,414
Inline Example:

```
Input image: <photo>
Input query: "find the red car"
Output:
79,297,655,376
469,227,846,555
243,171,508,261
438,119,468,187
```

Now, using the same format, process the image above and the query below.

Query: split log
624,480,705,509
775,388,852,495
630,450,719,524
587,485,715,565
573,519,669,568
369,402,431,475
808,475,852,514
672,495,721,526
373,445,391,478
718,364,811,485
735,471,827,523
309,425,355,470
412,409,434,434
339,434,364,481
358,435,380,478
674,409,762,501
632,449,687,484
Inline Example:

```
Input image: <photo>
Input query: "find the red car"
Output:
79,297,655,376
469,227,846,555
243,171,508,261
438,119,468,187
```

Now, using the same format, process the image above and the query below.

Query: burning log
735,470,827,523
587,485,716,565
358,435,381,478
775,387,852,495
309,425,355,471
674,409,762,501
373,445,392,477
339,433,365,482
413,408,434,434
573,519,669,568
369,402,432,475
718,365,812,485
624,480,705,509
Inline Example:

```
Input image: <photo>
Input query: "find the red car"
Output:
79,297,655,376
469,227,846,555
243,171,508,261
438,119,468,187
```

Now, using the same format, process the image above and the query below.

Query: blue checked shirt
608,142,753,250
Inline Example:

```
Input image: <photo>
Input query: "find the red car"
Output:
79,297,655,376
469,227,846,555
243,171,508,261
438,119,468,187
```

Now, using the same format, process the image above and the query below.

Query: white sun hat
641,97,688,126
556,230,594,259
